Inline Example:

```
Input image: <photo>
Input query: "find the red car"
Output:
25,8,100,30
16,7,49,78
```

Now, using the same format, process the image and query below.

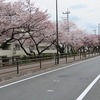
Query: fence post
40,58,42,69
89,51,90,58
74,54,75,61
80,53,81,60
84,53,86,59
92,52,93,57
16,59,19,74
66,54,67,62
54,56,56,65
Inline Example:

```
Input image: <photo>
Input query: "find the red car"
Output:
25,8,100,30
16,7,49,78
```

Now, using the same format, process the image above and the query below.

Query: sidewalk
0,53,98,82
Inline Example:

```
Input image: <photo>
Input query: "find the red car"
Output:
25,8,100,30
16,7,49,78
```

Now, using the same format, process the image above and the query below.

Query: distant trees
58,19,99,54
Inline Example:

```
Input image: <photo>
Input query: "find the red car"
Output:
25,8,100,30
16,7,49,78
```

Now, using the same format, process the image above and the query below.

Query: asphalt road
0,56,100,100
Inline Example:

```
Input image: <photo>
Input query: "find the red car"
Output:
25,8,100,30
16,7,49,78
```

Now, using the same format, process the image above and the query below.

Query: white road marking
53,80,59,82
47,90,55,93
76,74,100,100
0,56,99,89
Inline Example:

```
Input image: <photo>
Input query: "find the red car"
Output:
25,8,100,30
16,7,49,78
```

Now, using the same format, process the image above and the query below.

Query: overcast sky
7,0,100,33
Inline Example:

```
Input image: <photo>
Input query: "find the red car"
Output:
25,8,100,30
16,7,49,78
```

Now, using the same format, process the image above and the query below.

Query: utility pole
98,23,100,47
63,8,70,54
56,0,59,64
93,29,96,35
98,23,100,35
63,8,70,32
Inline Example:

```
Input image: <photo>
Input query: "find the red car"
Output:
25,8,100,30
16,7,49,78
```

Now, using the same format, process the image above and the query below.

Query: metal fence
0,52,99,76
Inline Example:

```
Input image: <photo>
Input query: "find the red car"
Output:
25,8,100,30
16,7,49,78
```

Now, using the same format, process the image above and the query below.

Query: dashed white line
76,74,100,100
47,90,55,93
53,80,59,82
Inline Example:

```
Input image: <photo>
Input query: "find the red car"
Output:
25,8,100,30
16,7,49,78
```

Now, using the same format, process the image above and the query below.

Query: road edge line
76,74,100,100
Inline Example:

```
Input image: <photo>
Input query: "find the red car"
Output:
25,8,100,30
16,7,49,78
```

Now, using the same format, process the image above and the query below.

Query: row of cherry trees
59,20,99,54
0,0,99,56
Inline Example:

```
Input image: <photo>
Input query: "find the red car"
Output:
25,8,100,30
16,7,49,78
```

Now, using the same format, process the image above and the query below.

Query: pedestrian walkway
0,53,99,82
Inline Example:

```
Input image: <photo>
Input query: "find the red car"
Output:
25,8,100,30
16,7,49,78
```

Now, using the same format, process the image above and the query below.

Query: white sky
7,0,100,33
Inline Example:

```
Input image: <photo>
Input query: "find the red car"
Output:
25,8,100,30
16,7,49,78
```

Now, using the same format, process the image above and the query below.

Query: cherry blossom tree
11,0,57,56
58,20,80,54
58,19,99,54
0,0,99,57
0,0,32,49
0,0,16,48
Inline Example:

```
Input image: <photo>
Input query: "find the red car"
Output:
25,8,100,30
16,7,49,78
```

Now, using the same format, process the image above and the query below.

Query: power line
34,0,55,9
33,0,66,15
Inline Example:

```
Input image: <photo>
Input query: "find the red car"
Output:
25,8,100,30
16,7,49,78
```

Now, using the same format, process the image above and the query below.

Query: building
0,43,57,56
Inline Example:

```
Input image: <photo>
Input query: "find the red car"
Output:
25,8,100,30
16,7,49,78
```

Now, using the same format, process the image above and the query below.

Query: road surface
0,56,100,100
